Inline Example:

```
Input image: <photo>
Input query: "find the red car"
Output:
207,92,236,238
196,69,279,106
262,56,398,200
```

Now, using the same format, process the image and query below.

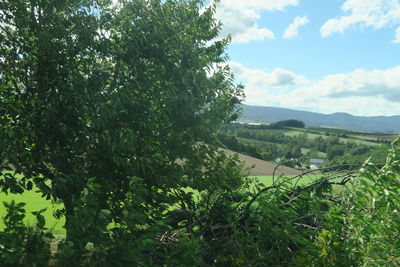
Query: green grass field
279,129,381,147
0,189,65,234
301,148,327,158
0,174,324,235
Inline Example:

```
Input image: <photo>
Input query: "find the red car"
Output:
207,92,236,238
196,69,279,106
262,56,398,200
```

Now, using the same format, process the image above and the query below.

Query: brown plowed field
176,149,303,177
222,149,303,176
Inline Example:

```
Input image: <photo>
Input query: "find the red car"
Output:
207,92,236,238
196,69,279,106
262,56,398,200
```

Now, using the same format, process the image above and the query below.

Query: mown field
0,172,326,235
301,148,327,158
348,133,400,141
276,128,381,147
0,189,65,234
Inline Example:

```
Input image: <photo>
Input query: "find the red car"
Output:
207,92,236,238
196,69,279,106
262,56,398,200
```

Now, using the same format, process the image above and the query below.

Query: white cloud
233,63,400,116
215,6,275,43
321,0,400,41
230,62,309,87
295,67,400,102
210,0,299,43
283,16,309,39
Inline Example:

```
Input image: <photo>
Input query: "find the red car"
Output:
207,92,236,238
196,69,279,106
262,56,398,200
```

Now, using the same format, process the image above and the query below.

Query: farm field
348,134,400,141
240,138,328,159
222,149,302,176
220,123,390,172
277,129,381,147
301,148,327,158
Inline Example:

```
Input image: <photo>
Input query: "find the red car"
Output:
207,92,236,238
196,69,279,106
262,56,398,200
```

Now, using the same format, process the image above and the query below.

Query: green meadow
0,189,65,234
279,129,381,147
1,174,327,235
0,175,319,235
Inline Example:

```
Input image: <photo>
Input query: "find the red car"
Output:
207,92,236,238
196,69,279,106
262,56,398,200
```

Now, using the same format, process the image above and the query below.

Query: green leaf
26,181,33,190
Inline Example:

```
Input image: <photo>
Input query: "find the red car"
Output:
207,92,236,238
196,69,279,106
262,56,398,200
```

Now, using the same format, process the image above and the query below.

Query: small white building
310,165,319,170
310,159,324,169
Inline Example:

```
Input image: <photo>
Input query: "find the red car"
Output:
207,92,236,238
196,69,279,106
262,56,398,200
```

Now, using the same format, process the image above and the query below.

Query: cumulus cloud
233,63,400,116
210,0,299,43
283,16,309,39
215,6,274,43
230,62,309,87
285,67,400,115
321,0,400,40
295,67,400,102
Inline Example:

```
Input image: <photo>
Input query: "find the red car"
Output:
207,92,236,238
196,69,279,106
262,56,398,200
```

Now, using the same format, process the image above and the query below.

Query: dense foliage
1,140,399,266
0,0,245,263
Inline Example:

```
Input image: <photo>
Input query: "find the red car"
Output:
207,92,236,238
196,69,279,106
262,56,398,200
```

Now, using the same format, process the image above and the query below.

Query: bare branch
293,222,319,231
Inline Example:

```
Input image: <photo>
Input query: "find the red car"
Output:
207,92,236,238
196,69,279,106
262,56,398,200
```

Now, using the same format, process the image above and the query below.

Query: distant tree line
227,119,305,130
270,119,305,128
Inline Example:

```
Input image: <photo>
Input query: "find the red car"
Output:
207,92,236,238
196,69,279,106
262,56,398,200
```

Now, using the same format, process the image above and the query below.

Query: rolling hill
240,104,400,133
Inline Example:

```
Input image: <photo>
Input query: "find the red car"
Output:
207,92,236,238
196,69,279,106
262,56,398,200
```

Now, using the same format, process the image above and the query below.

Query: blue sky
209,0,400,116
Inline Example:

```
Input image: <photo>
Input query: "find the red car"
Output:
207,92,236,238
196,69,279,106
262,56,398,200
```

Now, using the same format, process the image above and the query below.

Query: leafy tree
326,145,344,160
0,0,244,260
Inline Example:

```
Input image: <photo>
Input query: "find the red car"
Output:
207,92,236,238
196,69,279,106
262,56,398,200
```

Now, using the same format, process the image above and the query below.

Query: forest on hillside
218,122,389,168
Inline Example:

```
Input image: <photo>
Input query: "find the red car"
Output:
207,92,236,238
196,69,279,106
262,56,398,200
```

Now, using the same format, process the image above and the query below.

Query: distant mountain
239,105,400,133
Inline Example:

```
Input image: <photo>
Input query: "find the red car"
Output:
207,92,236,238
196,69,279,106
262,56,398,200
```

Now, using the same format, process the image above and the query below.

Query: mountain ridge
239,104,400,133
